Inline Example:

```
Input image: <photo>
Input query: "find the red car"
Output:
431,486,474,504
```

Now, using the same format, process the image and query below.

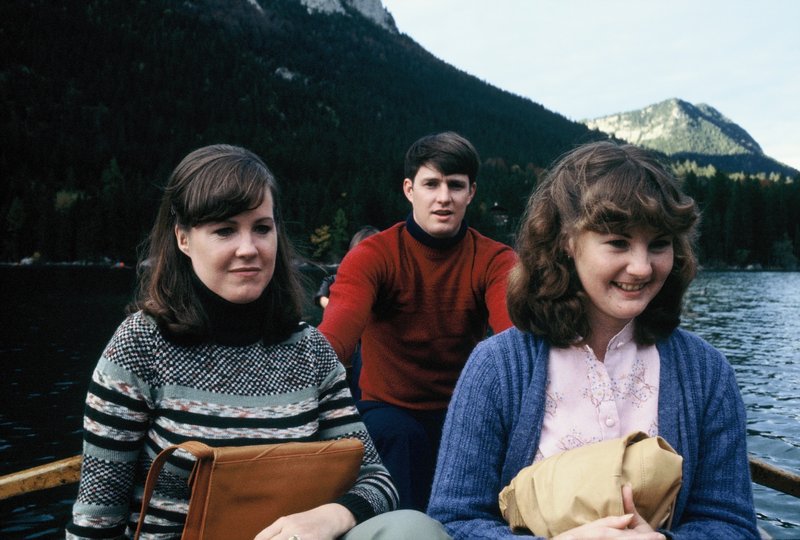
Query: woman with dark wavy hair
134,143,304,344
67,145,449,540
428,142,758,539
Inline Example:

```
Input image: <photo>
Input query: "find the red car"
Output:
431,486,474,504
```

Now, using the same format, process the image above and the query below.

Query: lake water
681,271,800,538
0,268,798,538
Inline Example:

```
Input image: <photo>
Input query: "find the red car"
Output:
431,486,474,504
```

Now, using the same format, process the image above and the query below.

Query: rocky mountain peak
582,98,796,176
584,97,762,156
299,0,396,32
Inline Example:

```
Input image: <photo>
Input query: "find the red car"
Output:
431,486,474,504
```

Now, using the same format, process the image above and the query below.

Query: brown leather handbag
134,438,364,540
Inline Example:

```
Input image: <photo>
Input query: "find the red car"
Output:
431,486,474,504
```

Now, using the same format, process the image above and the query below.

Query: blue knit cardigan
427,327,759,539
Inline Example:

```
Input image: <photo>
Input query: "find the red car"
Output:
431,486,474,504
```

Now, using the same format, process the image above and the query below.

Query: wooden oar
0,455,82,500
0,453,798,501
749,455,800,498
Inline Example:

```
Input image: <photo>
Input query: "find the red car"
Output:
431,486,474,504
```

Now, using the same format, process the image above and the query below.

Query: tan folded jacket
499,431,682,537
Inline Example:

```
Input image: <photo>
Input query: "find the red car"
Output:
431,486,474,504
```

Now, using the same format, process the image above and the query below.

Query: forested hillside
1,0,594,263
683,171,799,269
2,0,798,268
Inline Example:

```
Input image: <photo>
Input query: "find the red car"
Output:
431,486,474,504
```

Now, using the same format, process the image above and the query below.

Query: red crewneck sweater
319,222,516,410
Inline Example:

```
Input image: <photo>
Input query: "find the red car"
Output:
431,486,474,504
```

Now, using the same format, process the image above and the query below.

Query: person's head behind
133,144,303,343
507,141,699,346
349,225,380,251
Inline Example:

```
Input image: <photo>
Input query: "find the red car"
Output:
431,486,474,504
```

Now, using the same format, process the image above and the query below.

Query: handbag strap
133,442,212,540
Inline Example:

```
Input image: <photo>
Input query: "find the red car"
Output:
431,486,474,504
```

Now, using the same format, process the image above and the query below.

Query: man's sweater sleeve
483,245,517,333
318,243,381,363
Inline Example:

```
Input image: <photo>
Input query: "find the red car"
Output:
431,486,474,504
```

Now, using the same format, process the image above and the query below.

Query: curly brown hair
507,141,699,346
130,144,303,343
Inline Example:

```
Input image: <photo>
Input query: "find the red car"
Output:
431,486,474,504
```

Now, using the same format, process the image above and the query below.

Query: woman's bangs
581,167,693,236
186,163,267,225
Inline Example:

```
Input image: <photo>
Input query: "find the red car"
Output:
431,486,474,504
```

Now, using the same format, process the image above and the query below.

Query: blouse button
605,417,615,427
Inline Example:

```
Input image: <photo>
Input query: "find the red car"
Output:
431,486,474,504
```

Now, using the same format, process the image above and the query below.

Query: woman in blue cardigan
427,142,758,539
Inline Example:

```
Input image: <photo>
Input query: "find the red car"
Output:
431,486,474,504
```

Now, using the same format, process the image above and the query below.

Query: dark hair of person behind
404,131,480,184
507,141,700,346
130,144,304,344
349,225,380,251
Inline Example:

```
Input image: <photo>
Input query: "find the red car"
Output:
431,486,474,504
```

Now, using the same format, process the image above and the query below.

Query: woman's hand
253,503,356,540
551,485,664,540
621,483,660,535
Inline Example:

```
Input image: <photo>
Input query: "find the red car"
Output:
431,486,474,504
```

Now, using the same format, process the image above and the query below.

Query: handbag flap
209,438,363,463
187,438,364,540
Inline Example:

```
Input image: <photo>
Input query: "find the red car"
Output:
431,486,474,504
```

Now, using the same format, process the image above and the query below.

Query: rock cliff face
583,98,796,176
299,0,396,31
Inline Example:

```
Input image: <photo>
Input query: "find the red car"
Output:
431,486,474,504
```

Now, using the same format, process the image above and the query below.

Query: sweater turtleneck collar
405,213,467,251
191,272,268,346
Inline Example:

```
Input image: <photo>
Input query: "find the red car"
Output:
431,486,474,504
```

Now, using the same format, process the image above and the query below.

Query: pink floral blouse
535,322,660,462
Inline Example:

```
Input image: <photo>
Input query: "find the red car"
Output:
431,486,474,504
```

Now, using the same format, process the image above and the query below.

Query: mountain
299,0,396,31
583,98,797,177
0,0,601,262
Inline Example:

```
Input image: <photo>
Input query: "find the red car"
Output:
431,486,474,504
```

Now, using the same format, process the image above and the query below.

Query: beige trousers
342,510,452,540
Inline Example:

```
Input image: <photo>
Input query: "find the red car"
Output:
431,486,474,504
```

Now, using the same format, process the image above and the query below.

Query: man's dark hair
404,131,480,184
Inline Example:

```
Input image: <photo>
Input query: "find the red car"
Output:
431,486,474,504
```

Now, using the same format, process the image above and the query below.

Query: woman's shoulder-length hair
130,144,304,344
507,141,700,347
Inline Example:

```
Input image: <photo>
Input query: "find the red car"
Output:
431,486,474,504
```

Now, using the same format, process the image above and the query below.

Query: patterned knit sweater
66,312,397,539
319,220,516,410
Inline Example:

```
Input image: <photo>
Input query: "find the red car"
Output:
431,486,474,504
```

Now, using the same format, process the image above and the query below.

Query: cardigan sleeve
428,337,537,539
664,334,759,539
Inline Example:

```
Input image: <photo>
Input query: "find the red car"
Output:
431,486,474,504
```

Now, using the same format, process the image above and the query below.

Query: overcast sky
380,0,800,171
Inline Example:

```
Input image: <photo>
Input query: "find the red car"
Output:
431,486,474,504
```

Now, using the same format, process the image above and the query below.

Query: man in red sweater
319,132,516,511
